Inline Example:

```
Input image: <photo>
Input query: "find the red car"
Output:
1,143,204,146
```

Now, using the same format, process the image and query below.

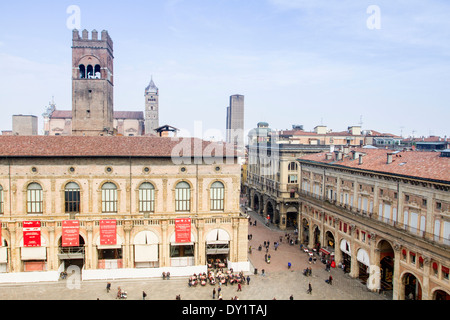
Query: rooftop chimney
359,154,363,165
387,153,393,164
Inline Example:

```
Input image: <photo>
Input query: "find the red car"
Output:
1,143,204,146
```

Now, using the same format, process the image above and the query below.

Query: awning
206,229,230,245
133,231,159,245
0,247,7,263
206,248,230,255
357,248,370,267
21,247,47,261
134,244,159,262
320,248,331,255
340,239,351,255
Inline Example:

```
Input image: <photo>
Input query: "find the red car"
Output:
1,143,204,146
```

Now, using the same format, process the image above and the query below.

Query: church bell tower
71,29,114,136
144,77,159,135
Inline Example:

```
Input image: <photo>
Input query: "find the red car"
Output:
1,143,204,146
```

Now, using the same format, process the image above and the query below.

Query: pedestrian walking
213,288,216,299
290,295,294,300
246,275,250,285
237,283,242,292
106,282,111,293
307,283,312,295
262,269,265,277
143,291,147,300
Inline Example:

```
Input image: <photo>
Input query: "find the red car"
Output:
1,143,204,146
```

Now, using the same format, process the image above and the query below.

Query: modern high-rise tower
226,94,245,149
145,78,159,135
71,29,114,136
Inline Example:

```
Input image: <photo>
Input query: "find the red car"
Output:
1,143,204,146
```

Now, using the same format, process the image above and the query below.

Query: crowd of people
188,268,249,288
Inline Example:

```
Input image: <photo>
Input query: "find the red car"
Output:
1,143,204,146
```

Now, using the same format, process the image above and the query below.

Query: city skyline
0,0,449,139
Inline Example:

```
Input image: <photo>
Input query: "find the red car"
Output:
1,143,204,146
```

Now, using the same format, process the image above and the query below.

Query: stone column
349,225,359,278
48,225,56,271
161,221,169,267
85,224,93,269
422,256,431,300
334,222,342,268
8,222,18,272
298,205,303,244
279,202,287,231
368,233,381,292
123,223,133,269
196,220,205,266
392,242,402,300
231,219,239,262
308,218,314,249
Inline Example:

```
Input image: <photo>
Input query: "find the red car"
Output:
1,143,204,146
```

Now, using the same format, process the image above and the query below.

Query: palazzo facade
0,136,248,282
297,147,450,300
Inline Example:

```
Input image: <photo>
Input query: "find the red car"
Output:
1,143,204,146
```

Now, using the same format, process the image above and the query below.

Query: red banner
175,218,191,243
62,220,80,247
23,221,41,247
100,220,117,245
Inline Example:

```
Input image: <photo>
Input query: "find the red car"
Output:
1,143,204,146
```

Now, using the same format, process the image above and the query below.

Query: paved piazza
0,209,388,301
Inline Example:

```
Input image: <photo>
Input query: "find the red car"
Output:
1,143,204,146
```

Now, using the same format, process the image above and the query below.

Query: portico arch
401,272,422,300
432,288,450,300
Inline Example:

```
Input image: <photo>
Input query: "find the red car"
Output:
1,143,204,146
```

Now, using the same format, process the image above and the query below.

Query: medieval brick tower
144,77,159,135
71,29,114,136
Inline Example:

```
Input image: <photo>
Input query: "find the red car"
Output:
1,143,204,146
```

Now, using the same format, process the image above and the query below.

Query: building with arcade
296,147,450,300
0,135,248,282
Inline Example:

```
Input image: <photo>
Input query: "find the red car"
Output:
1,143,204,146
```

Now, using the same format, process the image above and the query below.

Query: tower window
87,65,94,79
79,65,86,79
94,65,101,79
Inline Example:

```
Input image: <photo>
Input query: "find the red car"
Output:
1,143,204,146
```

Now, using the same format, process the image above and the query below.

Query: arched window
102,183,117,213
27,183,43,214
65,182,80,214
288,162,298,171
94,65,101,79
79,65,86,79
175,182,191,212
86,65,94,79
139,183,155,213
210,181,225,211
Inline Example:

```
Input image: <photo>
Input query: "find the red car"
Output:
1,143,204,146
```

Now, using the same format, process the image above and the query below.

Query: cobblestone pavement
0,208,389,301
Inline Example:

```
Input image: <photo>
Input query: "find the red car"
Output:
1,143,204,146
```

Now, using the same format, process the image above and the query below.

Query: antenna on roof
359,115,363,128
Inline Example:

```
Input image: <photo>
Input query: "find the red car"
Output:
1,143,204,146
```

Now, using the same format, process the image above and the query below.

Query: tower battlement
72,29,113,51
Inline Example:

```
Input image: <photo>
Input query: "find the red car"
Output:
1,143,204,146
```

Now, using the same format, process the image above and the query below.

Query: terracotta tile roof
50,110,73,119
114,111,144,120
50,110,144,120
298,148,450,182
0,136,237,158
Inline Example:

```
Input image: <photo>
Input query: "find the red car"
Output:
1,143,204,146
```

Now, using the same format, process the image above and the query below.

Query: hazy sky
0,0,449,139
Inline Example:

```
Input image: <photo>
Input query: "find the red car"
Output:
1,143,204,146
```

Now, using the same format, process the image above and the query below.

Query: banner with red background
175,218,191,243
23,221,41,247
62,220,80,247
100,220,117,245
